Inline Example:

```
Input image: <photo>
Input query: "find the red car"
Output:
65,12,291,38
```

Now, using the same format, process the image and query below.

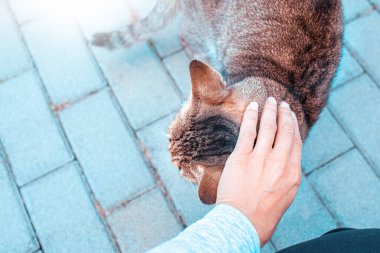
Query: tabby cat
93,0,342,204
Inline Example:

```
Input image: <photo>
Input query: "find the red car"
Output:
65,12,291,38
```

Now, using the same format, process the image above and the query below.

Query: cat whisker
163,99,174,122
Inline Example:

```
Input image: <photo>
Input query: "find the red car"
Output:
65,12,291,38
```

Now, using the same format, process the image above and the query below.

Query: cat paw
91,32,116,49
91,30,135,49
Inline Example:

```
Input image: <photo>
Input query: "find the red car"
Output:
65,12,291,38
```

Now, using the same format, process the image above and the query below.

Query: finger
234,102,259,154
254,97,278,154
289,112,303,170
272,102,295,162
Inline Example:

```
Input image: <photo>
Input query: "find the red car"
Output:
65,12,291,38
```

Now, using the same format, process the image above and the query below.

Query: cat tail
92,0,180,49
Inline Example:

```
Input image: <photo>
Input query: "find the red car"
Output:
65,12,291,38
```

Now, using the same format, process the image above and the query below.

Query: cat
93,0,342,205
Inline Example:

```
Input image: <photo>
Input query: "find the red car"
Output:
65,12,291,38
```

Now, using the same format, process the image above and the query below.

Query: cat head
168,60,258,204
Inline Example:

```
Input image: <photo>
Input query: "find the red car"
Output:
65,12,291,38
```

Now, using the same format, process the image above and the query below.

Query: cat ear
198,167,223,204
189,60,230,105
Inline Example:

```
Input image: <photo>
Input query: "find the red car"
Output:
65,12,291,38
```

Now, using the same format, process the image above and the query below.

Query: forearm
147,204,261,253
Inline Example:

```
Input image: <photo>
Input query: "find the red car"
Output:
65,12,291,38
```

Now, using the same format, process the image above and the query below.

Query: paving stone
0,71,72,185
0,161,39,252
341,0,373,22
309,149,380,228
329,75,380,173
345,12,380,85
163,50,191,99
262,241,277,253
153,18,183,58
22,163,116,253
272,178,337,250
21,15,104,104
92,43,182,129
108,189,183,253
369,0,380,9
0,0,31,82
71,0,131,39
137,115,213,225
9,0,58,24
60,90,154,209
302,108,353,174
331,47,363,89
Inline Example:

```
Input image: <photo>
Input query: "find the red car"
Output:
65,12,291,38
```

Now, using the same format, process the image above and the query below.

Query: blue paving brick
163,50,191,99
92,43,182,129
9,0,53,24
153,19,183,58
262,241,277,253
72,0,131,39
309,149,380,228
329,75,380,173
137,115,213,225
0,0,31,81
345,12,380,85
272,178,336,250
0,161,39,252
108,189,183,253
0,71,72,185
21,163,116,253
302,109,353,174
341,0,373,22
21,15,105,104
331,47,363,89
369,0,380,9
60,90,154,209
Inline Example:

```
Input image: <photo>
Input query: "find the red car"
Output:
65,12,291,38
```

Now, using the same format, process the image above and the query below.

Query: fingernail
280,101,289,108
248,102,258,111
267,97,277,105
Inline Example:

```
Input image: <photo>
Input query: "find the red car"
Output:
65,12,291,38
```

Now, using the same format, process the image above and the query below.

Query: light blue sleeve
147,204,261,253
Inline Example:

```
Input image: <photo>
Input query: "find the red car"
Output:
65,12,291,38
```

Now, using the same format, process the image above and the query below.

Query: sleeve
146,204,261,253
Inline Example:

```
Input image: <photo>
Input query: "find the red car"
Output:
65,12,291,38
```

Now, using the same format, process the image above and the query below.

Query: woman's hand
216,97,303,247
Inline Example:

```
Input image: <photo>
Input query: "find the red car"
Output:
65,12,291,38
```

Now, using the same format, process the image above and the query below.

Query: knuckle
281,121,295,135
293,136,303,147
244,128,257,138
262,122,277,133
245,111,258,121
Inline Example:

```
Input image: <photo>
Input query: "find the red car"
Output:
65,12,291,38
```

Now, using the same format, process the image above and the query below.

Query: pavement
0,0,380,252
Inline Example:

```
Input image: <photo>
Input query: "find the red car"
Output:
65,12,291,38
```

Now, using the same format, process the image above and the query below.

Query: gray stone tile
302,109,353,174
309,149,380,228
345,12,380,85
22,163,116,253
0,0,31,81
262,241,277,253
0,71,73,185
0,161,39,252
369,0,380,9
92,43,182,129
153,18,183,58
341,0,373,22
272,178,336,250
9,0,52,24
137,115,213,226
60,90,154,209
72,0,131,39
163,50,191,99
21,15,104,104
329,74,380,173
332,47,363,89
108,189,183,253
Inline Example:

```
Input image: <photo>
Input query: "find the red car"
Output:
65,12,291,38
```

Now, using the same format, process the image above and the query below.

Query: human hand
216,97,303,247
